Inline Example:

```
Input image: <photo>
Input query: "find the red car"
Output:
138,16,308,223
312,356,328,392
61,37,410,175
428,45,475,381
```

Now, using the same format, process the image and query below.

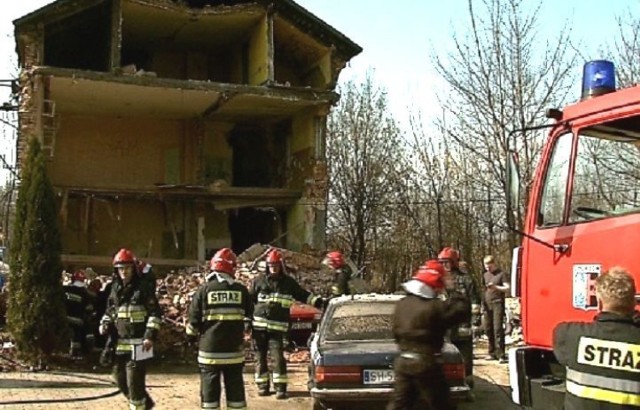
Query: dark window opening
43,2,112,71
228,123,288,188
229,207,285,254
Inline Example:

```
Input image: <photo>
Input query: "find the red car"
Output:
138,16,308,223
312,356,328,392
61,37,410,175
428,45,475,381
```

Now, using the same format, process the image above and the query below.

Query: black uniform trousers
253,330,287,392
113,354,152,409
387,355,454,410
452,338,473,377
69,322,88,356
484,299,505,359
200,364,246,409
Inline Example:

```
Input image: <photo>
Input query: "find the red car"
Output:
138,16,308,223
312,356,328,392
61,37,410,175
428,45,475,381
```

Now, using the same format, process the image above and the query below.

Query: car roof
328,293,404,306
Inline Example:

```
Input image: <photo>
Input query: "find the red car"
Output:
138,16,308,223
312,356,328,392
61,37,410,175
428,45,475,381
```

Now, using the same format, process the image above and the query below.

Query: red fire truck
507,60,640,409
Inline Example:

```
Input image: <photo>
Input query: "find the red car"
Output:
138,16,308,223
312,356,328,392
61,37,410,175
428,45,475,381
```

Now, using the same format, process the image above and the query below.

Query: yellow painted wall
48,114,185,187
247,15,269,85
288,113,315,190
59,197,192,260
203,121,233,184
203,206,231,252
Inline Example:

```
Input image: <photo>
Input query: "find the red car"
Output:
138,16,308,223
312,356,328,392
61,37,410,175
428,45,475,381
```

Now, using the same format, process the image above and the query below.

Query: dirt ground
0,346,520,409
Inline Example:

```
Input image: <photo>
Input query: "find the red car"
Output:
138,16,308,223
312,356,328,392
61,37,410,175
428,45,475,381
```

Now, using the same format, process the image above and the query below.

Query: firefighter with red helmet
437,247,480,385
322,250,352,297
63,270,95,358
100,248,161,410
186,248,252,410
389,260,470,410
250,248,324,399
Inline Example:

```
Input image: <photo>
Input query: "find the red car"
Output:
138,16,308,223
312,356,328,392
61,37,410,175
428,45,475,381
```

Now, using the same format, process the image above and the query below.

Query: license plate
363,369,394,385
291,321,313,330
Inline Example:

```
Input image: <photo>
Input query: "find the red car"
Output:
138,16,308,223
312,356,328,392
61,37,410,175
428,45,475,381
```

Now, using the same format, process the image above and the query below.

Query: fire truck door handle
553,243,570,253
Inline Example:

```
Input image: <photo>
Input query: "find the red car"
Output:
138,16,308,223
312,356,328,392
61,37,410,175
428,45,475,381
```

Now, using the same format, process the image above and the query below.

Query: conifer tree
7,137,69,364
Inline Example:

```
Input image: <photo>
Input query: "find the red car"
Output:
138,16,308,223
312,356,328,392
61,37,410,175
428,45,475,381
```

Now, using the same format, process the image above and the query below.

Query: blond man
553,268,639,409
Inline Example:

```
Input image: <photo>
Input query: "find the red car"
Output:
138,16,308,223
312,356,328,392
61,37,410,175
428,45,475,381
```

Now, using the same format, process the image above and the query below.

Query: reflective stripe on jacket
187,272,253,365
553,312,640,409
251,273,320,333
105,273,162,355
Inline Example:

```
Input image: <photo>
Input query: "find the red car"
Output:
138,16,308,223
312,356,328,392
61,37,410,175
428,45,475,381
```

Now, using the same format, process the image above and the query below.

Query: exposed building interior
13,0,361,270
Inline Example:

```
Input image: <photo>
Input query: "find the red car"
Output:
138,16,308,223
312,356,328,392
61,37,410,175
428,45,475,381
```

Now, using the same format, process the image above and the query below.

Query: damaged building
13,0,361,269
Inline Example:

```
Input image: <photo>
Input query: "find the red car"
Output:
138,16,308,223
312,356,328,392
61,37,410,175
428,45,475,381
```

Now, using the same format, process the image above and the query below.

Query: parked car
289,301,322,347
308,293,470,410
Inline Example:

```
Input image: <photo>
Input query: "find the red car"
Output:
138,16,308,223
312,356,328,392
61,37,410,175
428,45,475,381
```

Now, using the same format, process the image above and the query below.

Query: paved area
0,353,520,409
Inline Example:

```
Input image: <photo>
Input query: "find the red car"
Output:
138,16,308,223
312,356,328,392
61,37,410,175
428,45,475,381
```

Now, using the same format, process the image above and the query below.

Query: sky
0,0,637,183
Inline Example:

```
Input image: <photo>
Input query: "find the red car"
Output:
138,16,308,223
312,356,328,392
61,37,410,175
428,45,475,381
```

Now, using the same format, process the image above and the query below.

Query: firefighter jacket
251,273,322,333
63,283,95,332
186,271,253,366
553,312,640,410
449,268,480,341
393,279,470,357
101,273,162,355
331,266,352,297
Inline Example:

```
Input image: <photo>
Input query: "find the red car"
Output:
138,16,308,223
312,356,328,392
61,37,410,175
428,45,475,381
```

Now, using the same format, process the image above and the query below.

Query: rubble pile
236,243,333,296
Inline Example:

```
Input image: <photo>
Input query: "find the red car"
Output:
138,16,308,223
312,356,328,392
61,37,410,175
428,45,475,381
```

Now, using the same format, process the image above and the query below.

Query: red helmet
438,247,459,263
210,248,237,274
113,248,135,267
413,260,445,290
322,250,345,269
266,249,283,264
72,270,87,283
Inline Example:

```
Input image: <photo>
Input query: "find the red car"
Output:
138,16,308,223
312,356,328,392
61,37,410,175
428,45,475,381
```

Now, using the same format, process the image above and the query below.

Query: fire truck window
570,129,640,223
538,133,572,227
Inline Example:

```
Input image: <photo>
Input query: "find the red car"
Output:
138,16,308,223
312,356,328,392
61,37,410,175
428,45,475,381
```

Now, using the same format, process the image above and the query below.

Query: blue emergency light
581,60,616,100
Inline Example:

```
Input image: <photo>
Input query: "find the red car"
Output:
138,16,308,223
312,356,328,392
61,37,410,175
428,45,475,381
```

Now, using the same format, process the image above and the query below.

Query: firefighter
322,250,352,297
553,267,640,410
100,248,162,410
388,260,470,410
63,270,95,358
251,248,324,399
437,247,480,385
186,248,253,410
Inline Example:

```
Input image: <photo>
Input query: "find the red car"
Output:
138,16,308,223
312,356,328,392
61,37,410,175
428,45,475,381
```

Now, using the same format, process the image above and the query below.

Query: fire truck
507,60,640,409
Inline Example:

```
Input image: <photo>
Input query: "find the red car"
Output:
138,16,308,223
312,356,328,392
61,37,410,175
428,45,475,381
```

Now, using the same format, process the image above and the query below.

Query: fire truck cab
508,61,640,409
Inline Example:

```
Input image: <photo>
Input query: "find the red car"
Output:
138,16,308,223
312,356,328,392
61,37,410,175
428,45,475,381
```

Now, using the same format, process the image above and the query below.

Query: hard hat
413,260,445,290
266,249,283,264
210,248,237,274
322,250,345,269
72,270,87,283
438,247,460,264
113,248,136,267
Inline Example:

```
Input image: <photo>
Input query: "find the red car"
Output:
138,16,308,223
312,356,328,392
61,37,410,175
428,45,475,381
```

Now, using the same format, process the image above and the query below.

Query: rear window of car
324,301,396,341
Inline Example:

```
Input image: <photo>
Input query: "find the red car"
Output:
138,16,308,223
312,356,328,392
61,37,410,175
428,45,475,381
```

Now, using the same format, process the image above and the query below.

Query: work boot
257,386,269,397
275,390,288,400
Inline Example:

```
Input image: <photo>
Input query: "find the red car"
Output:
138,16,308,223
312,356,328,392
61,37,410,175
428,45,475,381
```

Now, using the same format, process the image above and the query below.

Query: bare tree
326,73,407,270
612,14,640,87
432,0,577,250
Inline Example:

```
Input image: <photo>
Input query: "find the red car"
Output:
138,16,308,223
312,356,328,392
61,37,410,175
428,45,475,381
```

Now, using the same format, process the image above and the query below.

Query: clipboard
132,344,154,361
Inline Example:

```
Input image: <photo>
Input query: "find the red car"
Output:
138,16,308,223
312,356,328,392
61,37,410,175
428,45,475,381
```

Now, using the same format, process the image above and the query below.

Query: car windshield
324,301,395,342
